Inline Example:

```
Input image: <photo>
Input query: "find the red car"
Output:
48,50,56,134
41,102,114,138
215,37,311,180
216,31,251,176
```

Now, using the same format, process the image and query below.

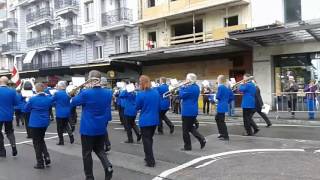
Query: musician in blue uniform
71,70,113,180
179,73,206,151
14,90,24,127
123,86,141,143
25,83,53,169
0,76,18,157
101,77,112,152
52,81,74,145
238,74,259,136
156,77,174,134
215,75,234,141
44,83,54,121
136,75,160,167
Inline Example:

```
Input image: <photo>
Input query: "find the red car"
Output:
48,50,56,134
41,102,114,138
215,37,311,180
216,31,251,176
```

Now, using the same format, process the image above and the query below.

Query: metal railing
54,0,78,10
26,8,53,23
53,25,81,41
101,8,132,27
27,34,52,48
2,18,18,29
2,42,19,52
22,61,62,71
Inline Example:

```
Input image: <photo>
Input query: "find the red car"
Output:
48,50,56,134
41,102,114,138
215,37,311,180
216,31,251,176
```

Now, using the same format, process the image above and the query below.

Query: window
94,41,103,59
122,35,129,53
284,0,301,23
224,16,238,27
148,0,155,8
171,20,203,36
115,36,121,54
115,35,129,54
147,31,156,49
85,2,94,22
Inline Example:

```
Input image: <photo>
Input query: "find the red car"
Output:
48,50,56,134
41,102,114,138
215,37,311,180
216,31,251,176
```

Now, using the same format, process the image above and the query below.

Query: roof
229,19,320,47
109,39,250,62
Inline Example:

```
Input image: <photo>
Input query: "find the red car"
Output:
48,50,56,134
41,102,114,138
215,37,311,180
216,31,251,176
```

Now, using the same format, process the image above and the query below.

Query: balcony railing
54,0,78,10
53,25,81,41
26,8,53,23
101,8,132,27
2,42,19,52
27,35,52,48
22,61,62,71
3,18,18,29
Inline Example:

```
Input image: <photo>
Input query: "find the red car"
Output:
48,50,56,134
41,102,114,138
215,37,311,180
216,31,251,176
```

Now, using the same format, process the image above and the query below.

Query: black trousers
118,106,125,125
81,135,112,179
0,121,16,152
256,110,272,126
49,107,54,120
56,118,73,143
125,116,140,141
105,129,111,148
215,113,229,138
288,98,297,115
182,116,205,150
158,110,174,133
69,107,77,132
141,126,156,165
173,103,181,114
30,127,49,165
203,99,210,114
15,110,22,126
23,112,31,137
243,108,259,135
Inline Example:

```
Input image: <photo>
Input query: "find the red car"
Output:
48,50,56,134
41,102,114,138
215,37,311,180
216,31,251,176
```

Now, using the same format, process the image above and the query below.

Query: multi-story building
0,0,9,73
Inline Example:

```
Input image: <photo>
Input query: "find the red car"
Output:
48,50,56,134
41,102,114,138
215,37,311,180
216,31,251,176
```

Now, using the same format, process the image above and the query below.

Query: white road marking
4,134,66,147
13,131,58,135
114,127,125,130
152,148,305,180
195,158,222,169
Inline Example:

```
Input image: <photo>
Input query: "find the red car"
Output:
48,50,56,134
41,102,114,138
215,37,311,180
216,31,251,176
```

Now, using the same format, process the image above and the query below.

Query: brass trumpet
163,81,192,98
68,78,100,97
231,76,254,91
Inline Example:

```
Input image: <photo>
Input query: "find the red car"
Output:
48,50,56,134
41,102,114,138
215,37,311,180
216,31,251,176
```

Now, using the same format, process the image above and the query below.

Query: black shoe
44,157,51,166
34,164,45,169
243,132,253,136
56,142,64,146
70,135,74,144
0,150,6,157
12,146,17,156
145,163,155,167
137,134,142,142
200,139,206,149
266,124,272,128
124,140,134,144
180,148,192,151
105,145,111,152
105,166,113,180
254,129,260,135
217,135,223,139
170,126,174,134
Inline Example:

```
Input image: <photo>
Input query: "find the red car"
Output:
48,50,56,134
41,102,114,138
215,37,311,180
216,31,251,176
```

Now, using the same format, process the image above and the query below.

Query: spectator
304,80,318,120
284,76,298,118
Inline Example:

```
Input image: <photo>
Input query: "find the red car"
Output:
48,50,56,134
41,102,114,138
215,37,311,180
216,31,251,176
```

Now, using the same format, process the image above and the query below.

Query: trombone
68,78,100,97
163,81,192,98
231,76,254,91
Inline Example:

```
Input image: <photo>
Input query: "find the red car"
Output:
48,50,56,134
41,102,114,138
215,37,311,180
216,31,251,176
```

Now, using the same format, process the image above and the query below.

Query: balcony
26,8,54,29
2,42,20,55
101,8,133,31
53,25,82,44
2,18,18,33
54,0,79,18
22,61,62,71
27,35,53,50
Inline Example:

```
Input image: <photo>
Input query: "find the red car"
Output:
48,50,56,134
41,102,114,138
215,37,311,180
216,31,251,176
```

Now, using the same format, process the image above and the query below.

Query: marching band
0,69,271,180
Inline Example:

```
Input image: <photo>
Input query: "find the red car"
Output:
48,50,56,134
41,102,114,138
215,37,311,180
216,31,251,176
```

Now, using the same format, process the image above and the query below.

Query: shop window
224,16,238,27
284,0,301,23
148,0,155,8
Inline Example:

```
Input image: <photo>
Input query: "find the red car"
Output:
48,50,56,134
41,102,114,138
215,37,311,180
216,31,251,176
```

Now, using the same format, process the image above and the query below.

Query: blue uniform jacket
136,89,160,127
52,90,71,119
123,91,137,117
0,86,19,121
157,84,170,111
25,93,53,128
14,93,24,110
179,83,200,117
71,87,112,136
239,82,256,109
119,90,126,108
216,85,234,113
44,87,52,95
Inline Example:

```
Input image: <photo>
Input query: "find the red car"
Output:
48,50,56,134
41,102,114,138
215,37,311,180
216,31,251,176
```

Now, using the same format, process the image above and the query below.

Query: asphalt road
1,111,320,180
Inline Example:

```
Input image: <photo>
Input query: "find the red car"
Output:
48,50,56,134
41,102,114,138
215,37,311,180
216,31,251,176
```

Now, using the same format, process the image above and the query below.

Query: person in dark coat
254,82,272,127
284,76,299,118
25,83,53,169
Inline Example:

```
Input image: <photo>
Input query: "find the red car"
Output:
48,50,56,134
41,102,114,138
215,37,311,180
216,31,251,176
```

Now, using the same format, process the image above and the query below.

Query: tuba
163,81,192,98
231,76,254,91
67,78,100,97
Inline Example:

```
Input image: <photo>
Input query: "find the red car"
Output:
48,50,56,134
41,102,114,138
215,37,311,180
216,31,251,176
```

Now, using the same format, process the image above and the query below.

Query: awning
23,50,36,64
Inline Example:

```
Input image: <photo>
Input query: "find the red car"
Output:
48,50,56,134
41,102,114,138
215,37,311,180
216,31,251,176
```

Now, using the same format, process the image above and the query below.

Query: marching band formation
0,70,272,180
